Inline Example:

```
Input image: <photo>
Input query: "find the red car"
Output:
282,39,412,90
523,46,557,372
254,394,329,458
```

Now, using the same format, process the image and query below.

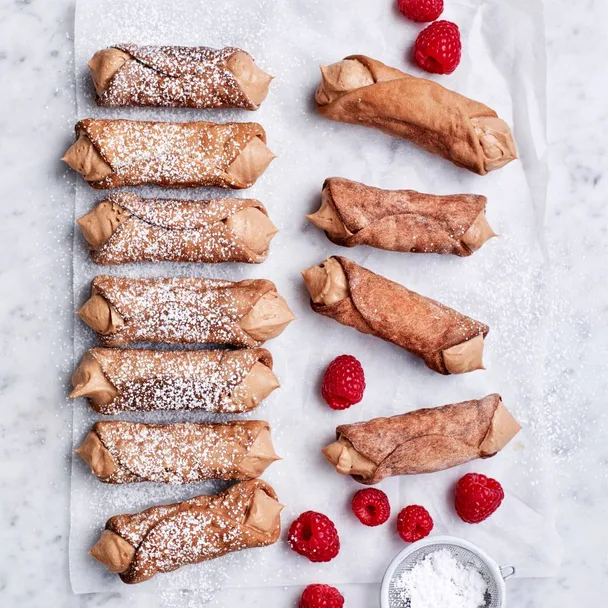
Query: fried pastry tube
323,394,521,484
302,256,488,374
77,420,280,484
70,347,279,415
89,45,272,110
308,177,495,256
89,479,282,584
77,193,278,265
315,55,517,175
62,119,275,189
77,275,295,348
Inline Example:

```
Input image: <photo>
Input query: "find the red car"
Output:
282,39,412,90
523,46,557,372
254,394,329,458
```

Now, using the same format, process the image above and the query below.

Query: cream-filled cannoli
77,420,280,484
323,394,521,484
70,347,279,414
78,193,277,265
315,56,517,175
62,119,275,189
89,45,272,110
302,257,488,374
308,178,496,256
77,275,294,347
89,479,282,583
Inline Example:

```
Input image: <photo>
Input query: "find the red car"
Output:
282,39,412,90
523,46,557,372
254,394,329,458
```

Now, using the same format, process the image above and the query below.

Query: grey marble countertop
0,0,606,606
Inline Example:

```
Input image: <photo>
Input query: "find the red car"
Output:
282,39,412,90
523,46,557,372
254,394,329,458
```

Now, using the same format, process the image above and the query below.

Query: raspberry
321,355,366,410
397,505,434,542
351,488,391,527
397,0,444,23
288,511,340,563
299,584,344,608
455,473,504,524
413,20,462,75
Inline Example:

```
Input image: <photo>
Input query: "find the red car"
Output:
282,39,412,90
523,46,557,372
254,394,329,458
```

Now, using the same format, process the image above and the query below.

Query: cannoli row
62,119,275,189
77,420,280,484
89,479,282,584
315,55,517,175
322,394,521,485
89,45,272,110
302,256,488,374
77,275,295,348
70,347,279,415
77,193,278,265
307,177,496,256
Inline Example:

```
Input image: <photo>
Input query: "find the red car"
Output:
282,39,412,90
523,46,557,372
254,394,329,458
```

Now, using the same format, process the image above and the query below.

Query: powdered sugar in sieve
380,536,515,608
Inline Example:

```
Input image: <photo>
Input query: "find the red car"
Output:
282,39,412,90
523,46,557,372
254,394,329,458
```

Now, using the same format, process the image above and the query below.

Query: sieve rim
379,535,507,608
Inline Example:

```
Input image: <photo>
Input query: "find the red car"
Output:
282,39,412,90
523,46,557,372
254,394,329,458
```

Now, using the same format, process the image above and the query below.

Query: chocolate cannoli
315,55,517,175
323,394,521,485
77,420,280,484
89,479,282,584
62,119,275,189
89,45,272,110
307,177,496,256
70,347,279,415
302,256,488,374
77,193,278,265
77,275,295,347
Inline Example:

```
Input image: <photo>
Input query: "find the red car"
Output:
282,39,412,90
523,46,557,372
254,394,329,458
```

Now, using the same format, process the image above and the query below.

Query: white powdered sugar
394,549,487,608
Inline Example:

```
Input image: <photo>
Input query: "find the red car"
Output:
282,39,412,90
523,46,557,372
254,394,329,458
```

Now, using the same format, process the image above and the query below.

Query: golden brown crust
308,257,488,374
328,394,521,484
72,119,271,189
92,45,270,110
79,193,276,265
316,55,516,175
79,420,279,484
93,479,281,584
316,178,492,256
71,347,277,415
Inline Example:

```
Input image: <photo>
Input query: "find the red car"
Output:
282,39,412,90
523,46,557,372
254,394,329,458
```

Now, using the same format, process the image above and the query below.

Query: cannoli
307,177,495,256
89,45,272,110
77,275,295,347
62,119,275,189
77,420,280,484
323,394,521,484
77,193,277,265
89,479,282,584
70,347,279,415
302,257,487,374
315,55,517,175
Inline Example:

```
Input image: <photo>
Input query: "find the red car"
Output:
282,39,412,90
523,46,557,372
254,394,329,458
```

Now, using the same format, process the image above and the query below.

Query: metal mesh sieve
381,537,514,608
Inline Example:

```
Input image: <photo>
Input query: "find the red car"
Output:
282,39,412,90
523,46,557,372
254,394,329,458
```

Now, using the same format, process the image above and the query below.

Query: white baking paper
70,0,560,596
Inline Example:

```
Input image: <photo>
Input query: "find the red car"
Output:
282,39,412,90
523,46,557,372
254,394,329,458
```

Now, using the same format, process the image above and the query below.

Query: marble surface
0,0,606,606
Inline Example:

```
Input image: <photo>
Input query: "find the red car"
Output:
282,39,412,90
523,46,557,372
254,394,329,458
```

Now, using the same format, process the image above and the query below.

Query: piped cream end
237,428,281,478
62,134,113,182
472,116,518,173
89,530,135,574
442,334,486,374
77,201,129,249
70,352,117,406
225,207,278,256
240,292,295,341
227,137,276,186
461,211,497,253
244,489,283,534
230,361,280,411
322,436,377,480
88,48,130,96
301,258,349,306
315,59,374,105
77,294,124,336
226,50,273,108
480,398,522,456
76,430,117,479
306,186,352,241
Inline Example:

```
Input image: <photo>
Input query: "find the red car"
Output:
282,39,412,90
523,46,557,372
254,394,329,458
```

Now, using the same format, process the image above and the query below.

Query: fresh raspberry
321,355,366,410
413,20,462,75
288,511,340,563
397,0,444,23
351,488,391,527
299,584,344,608
397,505,434,542
455,473,504,524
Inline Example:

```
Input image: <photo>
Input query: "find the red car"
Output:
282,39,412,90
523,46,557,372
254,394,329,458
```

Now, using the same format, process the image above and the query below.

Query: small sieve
380,536,515,608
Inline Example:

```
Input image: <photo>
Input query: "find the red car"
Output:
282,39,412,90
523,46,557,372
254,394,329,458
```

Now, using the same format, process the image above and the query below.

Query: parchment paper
70,0,560,596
